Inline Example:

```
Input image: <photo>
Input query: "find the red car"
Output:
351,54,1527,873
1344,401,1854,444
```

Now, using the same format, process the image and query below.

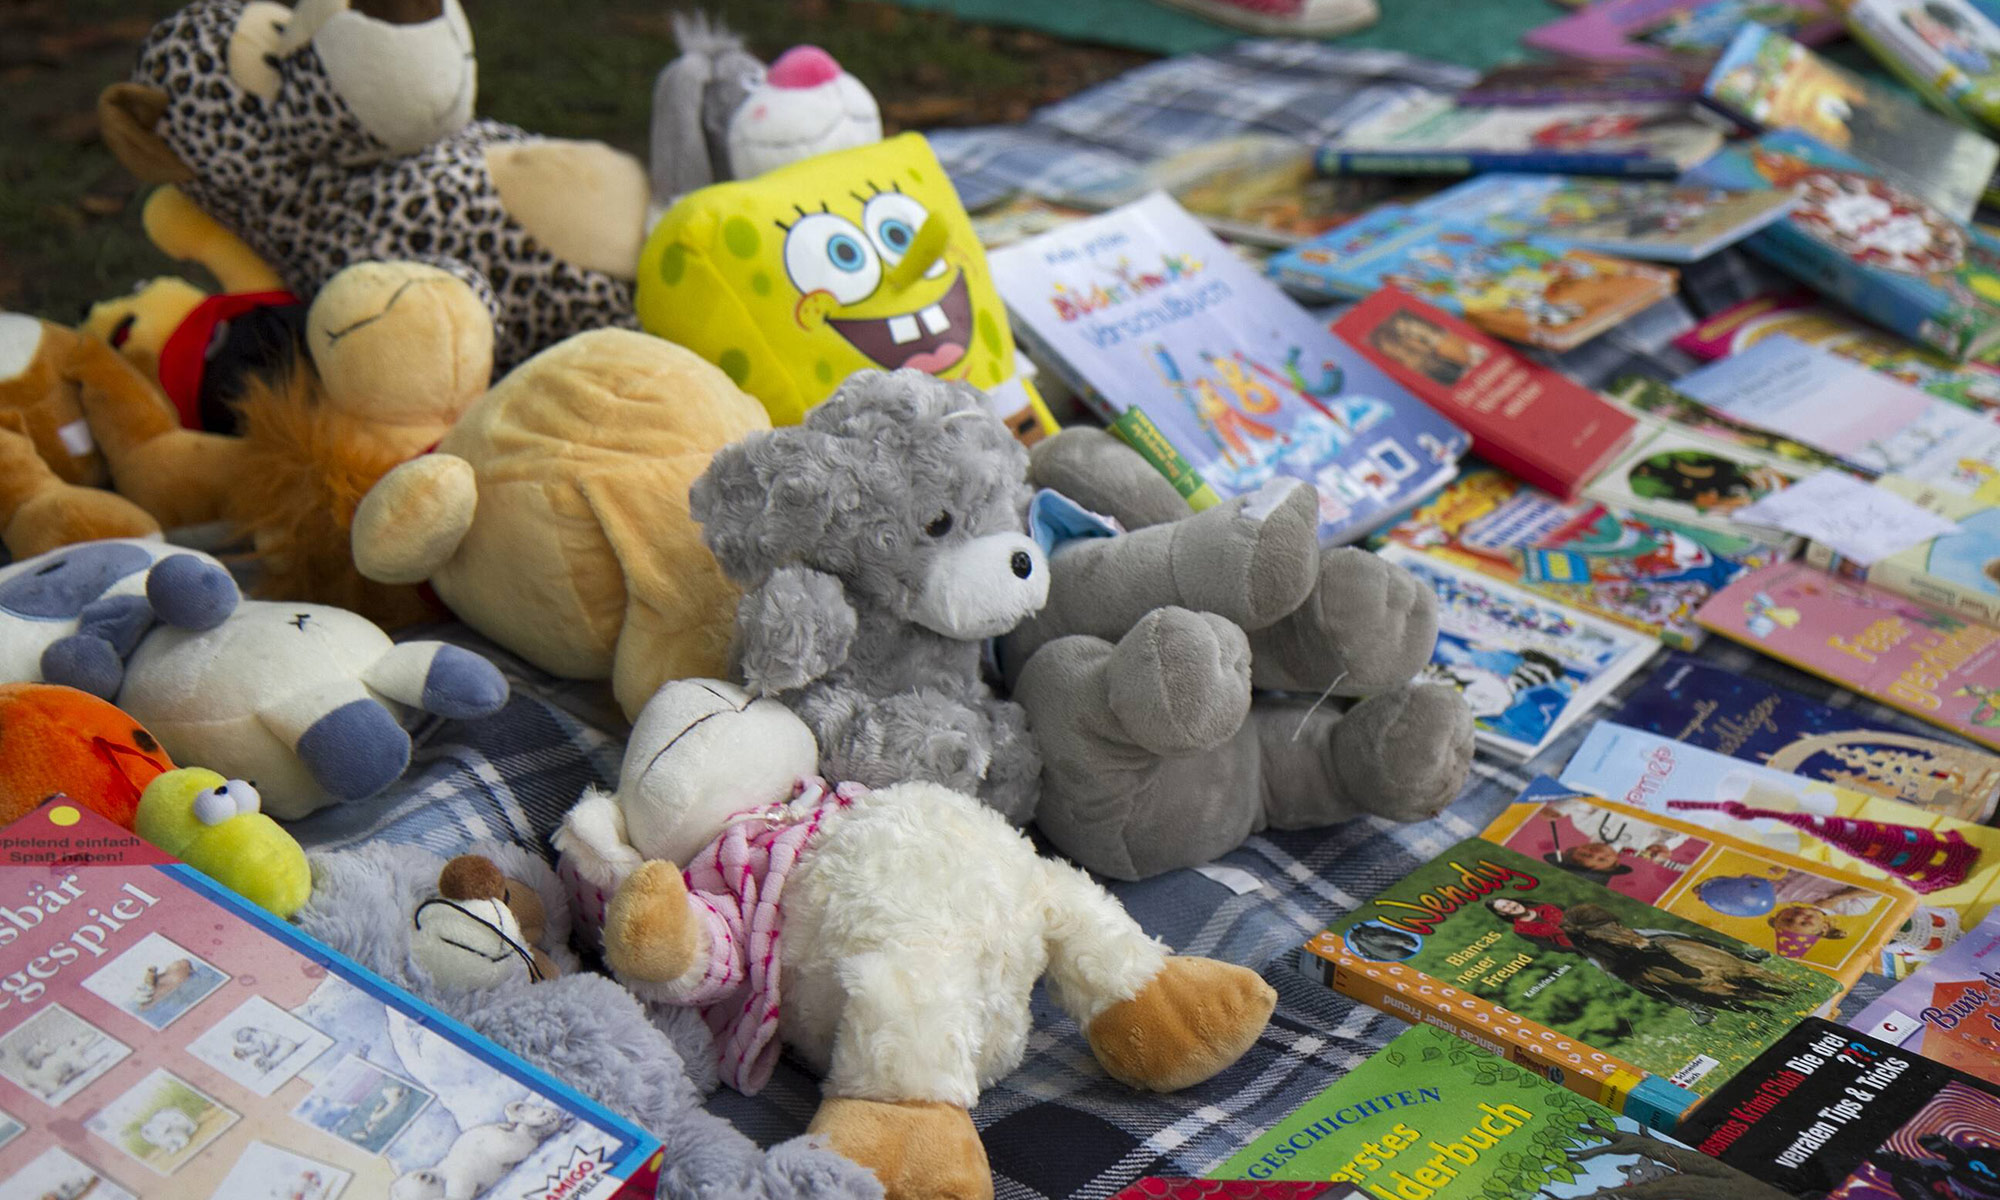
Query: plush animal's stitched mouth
828,273,972,375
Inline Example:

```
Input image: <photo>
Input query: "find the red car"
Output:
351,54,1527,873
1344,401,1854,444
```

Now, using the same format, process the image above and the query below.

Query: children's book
1115,1182,1362,1199
0,801,661,1200
1853,908,2000,1084
1702,22,1999,220
1616,650,2000,820
1675,291,2000,414
1268,209,1679,351
1458,60,1711,105
1605,374,1843,468
1683,130,2000,361
1329,289,1636,498
989,193,1471,545
1676,1017,2000,1198
1525,0,1842,61
1410,173,1798,262
1670,334,2000,484
1374,542,1658,760
1805,474,2000,629
1210,1024,1786,1197
1375,467,1784,650
1581,416,1808,546
1302,836,1838,1130
1559,721,2000,966
1697,559,2000,752
1315,96,1726,179
1843,0,2000,131
1485,777,1917,991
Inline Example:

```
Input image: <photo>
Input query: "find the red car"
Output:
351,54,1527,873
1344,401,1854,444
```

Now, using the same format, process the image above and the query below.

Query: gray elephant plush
689,370,1047,823
998,427,1476,881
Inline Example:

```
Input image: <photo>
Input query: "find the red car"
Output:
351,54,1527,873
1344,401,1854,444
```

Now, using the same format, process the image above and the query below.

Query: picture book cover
1377,467,1784,650
1329,288,1637,498
1843,0,2000,131
1682,130,2000,361
1113,1182,1362,1199
1375,542,1659,761
1302,836,1839,1130
1269,209,1679,351
1696,559,2000,752
1702,22,1998,220
990,193,1471,545
1676,1017,2000,1198
1605,374,1842,468
1581,417,1808,546
0,802,660,1200
1525,0,1842,62
1316,95,1726,178
1671,334,2000,484
1211,1024,1786,1198
1615,650,2000,821
1674,291,2000,415
1458,60,1710,105
1483,778,1917,991
1853,908,2000,1085
1806,473,2000,628
1410,173,1798,263
1559,721,2000,962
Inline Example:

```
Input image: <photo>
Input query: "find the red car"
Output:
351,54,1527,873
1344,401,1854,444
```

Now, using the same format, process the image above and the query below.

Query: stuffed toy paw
1000,427,1476,880
559,678,1275,1200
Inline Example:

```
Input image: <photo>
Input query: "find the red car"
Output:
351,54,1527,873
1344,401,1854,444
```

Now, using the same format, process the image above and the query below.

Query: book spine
1108,410,1222,510
1846,548,2000,630
1844,5,1996,131
1745,225,1971,358
1313,147,1675,178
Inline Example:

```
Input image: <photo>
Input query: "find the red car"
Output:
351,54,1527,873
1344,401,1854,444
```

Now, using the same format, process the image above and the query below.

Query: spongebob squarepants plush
636,133,1054,440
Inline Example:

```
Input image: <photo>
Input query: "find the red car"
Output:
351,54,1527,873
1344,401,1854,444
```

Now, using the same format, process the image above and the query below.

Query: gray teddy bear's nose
1010,551,1033,579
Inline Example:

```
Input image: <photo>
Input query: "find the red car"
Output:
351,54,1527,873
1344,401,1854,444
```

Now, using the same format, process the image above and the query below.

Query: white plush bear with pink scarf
554,679,1275,1200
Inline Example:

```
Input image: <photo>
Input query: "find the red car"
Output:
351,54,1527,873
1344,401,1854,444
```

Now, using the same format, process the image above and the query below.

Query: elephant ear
689,426,865,587
98,83,195,184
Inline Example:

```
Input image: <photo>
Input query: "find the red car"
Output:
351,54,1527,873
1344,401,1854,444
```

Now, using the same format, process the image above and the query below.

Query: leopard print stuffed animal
100,0,650,369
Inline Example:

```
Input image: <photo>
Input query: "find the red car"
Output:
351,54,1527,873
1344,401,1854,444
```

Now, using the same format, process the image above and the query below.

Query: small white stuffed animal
137,1106,197,1156
389,1099,569,1200
555,679,1276,1200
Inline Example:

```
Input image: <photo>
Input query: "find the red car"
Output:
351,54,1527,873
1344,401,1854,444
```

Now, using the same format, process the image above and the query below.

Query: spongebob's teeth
920,305,950,334
889,315,921,345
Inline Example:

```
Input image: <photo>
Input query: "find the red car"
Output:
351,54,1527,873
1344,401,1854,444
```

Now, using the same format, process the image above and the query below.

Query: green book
1212,1025,1786,1199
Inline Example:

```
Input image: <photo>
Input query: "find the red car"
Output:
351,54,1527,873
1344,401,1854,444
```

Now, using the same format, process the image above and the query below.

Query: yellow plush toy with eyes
636,133,1054,440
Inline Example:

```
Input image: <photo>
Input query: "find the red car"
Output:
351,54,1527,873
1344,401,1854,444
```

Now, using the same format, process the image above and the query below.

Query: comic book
1615,650,2000,820
1604,374,1842,469
1581,415,1808,546
989,193,1470,545
1411,173,1798,262
1374,467,1784,650
1805,474,2000,628
1853,908,2000,1085
1682,130,2000,361
1676,1018,2000,1198
1210,1024,1782,1197
1483,777,1917,991
1374,543,1658,760
1268,208,1679,351
1842,0,2000,131
1302,836,1839,1130
1674,291,2000,415
1701,22,1998,220
1525,0,1842,61
1315,96,1726,179
0,802,661,1200
1459,60,1710,104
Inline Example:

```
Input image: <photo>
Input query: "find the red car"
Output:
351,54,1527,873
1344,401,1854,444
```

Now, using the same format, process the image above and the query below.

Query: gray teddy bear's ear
691,427,855,585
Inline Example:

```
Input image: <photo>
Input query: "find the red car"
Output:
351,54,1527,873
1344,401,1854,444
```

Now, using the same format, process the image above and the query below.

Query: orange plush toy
0,682,176,829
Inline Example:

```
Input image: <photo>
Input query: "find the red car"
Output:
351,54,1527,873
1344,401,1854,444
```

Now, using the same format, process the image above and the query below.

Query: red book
1332,288,1636,501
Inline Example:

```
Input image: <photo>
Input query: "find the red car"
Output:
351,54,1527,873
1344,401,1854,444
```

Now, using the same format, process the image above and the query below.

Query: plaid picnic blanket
290,619,1962,1200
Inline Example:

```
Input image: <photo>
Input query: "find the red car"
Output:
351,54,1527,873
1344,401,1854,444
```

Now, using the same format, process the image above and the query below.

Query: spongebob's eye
862,191,945,279
783,212,880,306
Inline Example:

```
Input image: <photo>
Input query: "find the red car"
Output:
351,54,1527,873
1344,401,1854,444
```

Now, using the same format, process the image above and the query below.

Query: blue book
1315,95,1726,179
1683,129,2000,360
1616,651,2000,822
1267,207,1679,350
989,193,1470,545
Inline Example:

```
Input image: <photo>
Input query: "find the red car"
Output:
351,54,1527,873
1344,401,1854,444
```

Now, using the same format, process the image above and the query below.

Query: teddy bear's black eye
924,511,953,537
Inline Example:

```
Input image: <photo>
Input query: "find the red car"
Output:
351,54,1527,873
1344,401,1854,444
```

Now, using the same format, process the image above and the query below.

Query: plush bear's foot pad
603,860,699,984
1108,607,1252,757
1087,956,1275,1093
1334,682,1475,823
1176,477,1319,630
1250,546,1440,693
809,1097,992,1200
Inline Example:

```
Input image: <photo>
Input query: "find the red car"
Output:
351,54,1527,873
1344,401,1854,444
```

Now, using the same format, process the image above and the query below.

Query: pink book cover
0,801,660,1200
1525,0,1841,63
1672,292,1820,360
1696,560,2000,752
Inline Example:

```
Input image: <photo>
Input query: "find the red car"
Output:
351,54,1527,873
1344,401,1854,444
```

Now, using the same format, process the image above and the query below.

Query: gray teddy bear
999,427,1477,881
689,370,1047,823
